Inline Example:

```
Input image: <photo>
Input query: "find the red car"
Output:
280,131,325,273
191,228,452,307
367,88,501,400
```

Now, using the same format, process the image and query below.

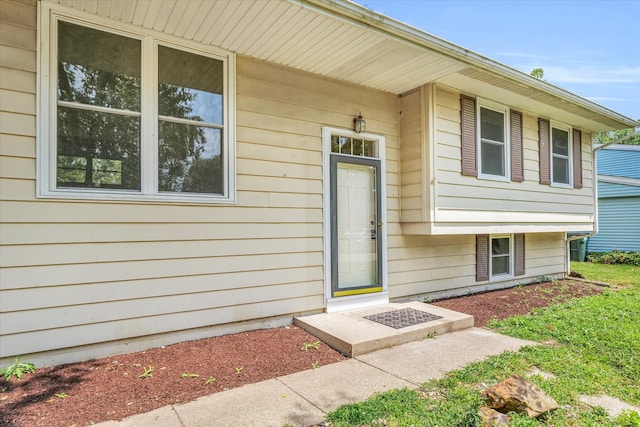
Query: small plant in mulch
180,372,200,379
0,356,35,381
300,341,320,351
138,366,153,379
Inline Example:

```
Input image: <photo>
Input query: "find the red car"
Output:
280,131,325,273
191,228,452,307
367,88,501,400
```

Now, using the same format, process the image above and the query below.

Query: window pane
331,135,340,153
158,121,223,194
481,141,505,176
353,139,363,156
553,157,569,184
480,107,504,142
57,106,140,189
492,237,510,255
158,46,223,125
339,136,352,155
58,21,141,111
492,256,510,275
552,128,569,155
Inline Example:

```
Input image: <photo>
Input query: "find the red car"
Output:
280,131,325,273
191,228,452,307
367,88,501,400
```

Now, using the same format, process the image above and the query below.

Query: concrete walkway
96,328,536,427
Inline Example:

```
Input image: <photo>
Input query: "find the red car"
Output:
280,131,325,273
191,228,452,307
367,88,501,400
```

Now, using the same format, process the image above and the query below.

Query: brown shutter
460,95,477,176
573,129,583,189
476,234,489,281
514,233,525,276
510,110,524,182
538,118,551,184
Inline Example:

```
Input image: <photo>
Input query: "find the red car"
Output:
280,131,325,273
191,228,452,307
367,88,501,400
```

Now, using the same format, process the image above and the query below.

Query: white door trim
322,126,388,313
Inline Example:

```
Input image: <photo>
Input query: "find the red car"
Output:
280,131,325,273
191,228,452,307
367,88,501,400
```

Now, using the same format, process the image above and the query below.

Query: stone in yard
479,406,511,426
483,375,558,417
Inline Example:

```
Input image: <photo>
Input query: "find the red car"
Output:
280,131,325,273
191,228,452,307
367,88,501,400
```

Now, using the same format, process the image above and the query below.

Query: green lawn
326,264,640,427
570,261,640,286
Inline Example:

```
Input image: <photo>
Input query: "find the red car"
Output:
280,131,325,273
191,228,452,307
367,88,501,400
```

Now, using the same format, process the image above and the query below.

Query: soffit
48,0,636,132
50,0,465,95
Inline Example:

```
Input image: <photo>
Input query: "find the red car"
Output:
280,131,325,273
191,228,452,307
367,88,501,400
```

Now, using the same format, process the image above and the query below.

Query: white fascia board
297,0,638,129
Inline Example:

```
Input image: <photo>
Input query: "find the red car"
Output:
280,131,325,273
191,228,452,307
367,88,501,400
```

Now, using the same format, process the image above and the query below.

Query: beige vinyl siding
399,88,424,223
0,0,400,364
387,232,566,300
432,86,594,230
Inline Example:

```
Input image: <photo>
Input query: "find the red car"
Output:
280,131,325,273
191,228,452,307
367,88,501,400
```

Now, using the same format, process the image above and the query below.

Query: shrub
587,251,640,266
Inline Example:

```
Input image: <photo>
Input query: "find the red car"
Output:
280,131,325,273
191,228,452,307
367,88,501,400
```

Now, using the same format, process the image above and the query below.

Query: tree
593,128,640,146
530,68,544,79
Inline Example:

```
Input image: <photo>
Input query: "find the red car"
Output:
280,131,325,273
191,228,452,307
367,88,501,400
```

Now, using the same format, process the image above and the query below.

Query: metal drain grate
364,308,443,329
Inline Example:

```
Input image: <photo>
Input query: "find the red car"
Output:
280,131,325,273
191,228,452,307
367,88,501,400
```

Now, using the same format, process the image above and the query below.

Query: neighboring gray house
588,144,640,253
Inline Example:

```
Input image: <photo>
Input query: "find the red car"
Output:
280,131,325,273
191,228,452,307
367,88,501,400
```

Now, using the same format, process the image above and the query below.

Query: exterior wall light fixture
353,113,366,133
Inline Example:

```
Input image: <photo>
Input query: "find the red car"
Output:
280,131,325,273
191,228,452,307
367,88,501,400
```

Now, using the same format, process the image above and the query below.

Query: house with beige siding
1,0,637,366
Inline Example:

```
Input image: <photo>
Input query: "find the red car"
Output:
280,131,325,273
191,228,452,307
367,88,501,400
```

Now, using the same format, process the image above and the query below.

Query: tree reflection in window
158,46,224,195
56,21,140,189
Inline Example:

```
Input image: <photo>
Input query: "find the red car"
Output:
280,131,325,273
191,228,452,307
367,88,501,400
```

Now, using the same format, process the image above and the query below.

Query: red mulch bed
0,279,603,426
431,279,603,327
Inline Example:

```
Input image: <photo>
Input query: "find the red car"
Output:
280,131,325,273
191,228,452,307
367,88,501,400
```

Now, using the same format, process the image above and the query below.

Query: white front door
334,159,380,295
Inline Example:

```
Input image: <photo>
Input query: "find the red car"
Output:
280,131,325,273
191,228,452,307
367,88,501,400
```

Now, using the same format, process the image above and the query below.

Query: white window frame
550,122,573,188
477,99,510,181
489,234,513,280
37,4,236,204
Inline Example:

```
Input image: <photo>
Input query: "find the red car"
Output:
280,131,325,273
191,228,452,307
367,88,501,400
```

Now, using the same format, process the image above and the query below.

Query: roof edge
296,0,639,129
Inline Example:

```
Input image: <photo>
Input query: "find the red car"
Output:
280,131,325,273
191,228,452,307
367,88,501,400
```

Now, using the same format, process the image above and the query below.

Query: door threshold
325,291,389,313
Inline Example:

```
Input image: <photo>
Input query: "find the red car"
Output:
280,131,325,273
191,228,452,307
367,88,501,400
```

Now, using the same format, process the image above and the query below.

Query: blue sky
362,0,640,122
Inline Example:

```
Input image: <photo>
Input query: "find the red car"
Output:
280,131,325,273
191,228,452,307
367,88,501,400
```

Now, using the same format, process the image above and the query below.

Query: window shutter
538,118,551,184
573,129,583,189
510,110,524,182
514,233,525,276
460,95,477,176
476,234,489,281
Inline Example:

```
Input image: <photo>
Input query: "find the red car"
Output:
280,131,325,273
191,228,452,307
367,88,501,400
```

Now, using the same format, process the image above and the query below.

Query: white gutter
298,0,639,129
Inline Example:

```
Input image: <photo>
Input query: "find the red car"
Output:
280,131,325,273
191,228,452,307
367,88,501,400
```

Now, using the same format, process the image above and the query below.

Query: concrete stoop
294,301,474,357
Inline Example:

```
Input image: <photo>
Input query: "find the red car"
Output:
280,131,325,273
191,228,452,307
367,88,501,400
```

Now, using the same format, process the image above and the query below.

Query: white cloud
543,65,640,84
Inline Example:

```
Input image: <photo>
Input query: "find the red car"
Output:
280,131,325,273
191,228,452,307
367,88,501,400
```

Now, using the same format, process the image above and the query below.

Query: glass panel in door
332,158,381,296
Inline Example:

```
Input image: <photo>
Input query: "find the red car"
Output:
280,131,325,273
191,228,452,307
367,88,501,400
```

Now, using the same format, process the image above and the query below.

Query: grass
570,261,640,286
326,264,639,426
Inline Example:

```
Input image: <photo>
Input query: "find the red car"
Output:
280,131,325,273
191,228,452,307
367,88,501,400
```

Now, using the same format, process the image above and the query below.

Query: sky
360,0,640,122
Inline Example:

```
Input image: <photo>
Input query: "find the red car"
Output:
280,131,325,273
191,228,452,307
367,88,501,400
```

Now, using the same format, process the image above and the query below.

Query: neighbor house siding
588,197,640,253
0,0,402,364
432,86,594,230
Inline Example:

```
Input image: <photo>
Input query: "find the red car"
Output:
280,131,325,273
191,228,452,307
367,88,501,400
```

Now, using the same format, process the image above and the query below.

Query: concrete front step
294,301,474,357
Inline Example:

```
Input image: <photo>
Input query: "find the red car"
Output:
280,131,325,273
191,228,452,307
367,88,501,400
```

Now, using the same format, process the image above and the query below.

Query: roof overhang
48,0,638,132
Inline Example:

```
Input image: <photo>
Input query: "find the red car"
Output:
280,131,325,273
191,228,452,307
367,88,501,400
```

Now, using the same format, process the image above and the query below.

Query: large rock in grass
482,375,558,418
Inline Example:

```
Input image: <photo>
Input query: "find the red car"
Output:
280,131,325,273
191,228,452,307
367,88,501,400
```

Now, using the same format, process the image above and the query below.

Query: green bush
587,251,640,266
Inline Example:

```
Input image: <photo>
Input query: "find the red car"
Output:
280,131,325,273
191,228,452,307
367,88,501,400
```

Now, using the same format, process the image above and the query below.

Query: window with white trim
551,125,572,186
478,102,509,179
39,9,235,203
490,234,513,278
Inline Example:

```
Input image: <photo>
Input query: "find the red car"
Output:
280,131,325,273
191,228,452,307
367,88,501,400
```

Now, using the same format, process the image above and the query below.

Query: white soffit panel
48,0,464,94
48,0,637,130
